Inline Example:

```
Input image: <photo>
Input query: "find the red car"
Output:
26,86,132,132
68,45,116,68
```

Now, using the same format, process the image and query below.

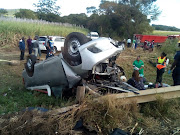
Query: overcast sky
1,0,180,28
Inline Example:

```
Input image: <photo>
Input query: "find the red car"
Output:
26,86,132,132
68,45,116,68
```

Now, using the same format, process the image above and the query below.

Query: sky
1,0,180,28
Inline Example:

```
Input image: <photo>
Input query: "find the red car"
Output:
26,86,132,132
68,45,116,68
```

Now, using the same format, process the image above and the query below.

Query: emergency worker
168,44,180,85
46,37,54,59
155,52,167,88
133,56,144,77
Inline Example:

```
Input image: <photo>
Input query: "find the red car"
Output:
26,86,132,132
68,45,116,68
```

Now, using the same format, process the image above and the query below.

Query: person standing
127,38,131,48
132,39,136,49
133,56,144,77
45,36,49,48
168,45,180,85
135,38,138,49
27,36,32,55
143,40,148,51
149,40,154,52
19,37,25,60
46,37,54,59
155,52,167,88
32,36,39,57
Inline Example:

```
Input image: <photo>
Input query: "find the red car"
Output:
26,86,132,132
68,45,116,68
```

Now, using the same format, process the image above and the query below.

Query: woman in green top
133,56,144,77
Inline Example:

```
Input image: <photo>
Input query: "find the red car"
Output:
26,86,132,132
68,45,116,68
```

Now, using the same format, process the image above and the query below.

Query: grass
116,47,173,85
0,17,88,50
0,62,74,115
144,30,180,36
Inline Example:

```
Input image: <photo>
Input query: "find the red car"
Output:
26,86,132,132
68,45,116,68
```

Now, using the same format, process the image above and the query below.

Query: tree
86,6,97,14
117,0,161,21
0,8,8,16
61,13,88,27
86,0,156,39
36,12,61,22
33,0,60,15
14,9,38,19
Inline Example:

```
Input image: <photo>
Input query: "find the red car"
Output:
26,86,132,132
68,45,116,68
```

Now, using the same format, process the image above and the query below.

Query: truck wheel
25,55,37,73
64,32,89,66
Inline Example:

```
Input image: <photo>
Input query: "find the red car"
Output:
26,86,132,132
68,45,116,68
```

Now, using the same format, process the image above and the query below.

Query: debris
130,122,138,134
8,60,20,66
76,86,85,103
85,85,101,97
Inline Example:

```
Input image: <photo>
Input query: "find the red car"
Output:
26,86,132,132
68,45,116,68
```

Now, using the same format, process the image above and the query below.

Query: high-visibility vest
156,57,166,70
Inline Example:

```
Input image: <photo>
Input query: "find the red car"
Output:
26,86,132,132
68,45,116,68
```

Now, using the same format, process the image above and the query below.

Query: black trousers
172,67,180,86
156,68,165,83
127,43,131,48
28,47,32,54
20,50,25,60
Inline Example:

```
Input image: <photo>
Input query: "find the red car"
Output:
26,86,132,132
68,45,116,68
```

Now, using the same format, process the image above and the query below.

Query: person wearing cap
168,44,180,85
155,52,167,88
133,56,144,77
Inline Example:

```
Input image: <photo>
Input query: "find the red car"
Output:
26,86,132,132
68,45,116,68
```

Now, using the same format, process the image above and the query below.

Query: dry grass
1,96,180,135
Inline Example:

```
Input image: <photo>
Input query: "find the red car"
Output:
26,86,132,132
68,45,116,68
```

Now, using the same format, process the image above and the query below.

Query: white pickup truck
87,32,99,40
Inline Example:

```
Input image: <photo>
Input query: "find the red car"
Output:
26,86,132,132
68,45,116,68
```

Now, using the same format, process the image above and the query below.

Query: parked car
23,32,127,96
87,32,99,40
38,36,47,51
38,36,65,52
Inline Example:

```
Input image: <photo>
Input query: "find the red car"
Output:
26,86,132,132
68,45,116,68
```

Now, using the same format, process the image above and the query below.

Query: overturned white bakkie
22,32,126,96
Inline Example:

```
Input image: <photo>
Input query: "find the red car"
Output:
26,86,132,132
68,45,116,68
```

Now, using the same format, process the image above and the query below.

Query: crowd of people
18,36,54,60
126,37,154,52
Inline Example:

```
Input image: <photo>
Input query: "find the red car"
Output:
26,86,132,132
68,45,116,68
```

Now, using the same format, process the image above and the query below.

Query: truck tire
64,32,89,66
25,55,37,74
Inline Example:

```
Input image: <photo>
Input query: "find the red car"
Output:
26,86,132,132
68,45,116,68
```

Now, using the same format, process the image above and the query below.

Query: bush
160,38,179,54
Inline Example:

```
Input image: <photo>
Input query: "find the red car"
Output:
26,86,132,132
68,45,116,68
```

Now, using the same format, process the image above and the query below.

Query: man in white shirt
127,38,131,48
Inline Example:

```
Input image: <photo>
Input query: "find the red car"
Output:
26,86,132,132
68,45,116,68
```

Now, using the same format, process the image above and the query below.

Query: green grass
0,18,88,49
0,64,74,115
147,30,180,36
153,30,180,36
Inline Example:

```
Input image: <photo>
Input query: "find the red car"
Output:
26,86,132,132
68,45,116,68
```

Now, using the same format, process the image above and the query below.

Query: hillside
152,24,180,32
6,9,19,17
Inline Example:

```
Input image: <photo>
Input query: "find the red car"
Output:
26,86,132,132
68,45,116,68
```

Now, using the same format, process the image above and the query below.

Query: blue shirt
19,40,25,50
174,51,180,68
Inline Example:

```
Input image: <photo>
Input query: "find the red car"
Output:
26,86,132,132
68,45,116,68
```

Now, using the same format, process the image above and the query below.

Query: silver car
23,32,126,96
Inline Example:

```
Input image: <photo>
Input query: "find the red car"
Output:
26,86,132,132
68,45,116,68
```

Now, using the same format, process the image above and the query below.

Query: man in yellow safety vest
155,52,167,88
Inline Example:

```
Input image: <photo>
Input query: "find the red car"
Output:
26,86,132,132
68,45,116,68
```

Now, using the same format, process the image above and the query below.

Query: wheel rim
27,59,32,70
68,38,81,57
